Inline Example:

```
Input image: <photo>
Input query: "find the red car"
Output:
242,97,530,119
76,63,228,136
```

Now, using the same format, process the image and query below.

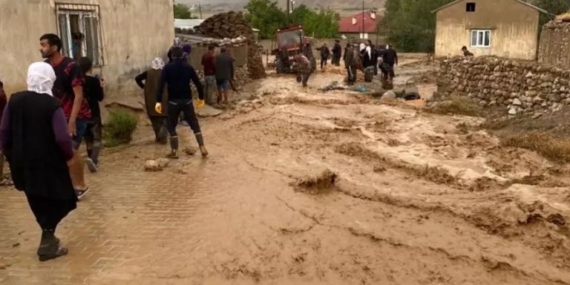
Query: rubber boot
195,133,208,157
167,136,179,159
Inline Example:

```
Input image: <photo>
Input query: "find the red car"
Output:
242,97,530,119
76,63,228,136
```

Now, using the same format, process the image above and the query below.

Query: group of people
0,33,106,261
0,35,222,262
314,39,399,86
134,38,235,158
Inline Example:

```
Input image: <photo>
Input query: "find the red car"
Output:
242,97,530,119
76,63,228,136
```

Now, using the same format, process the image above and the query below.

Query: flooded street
1,64,570,285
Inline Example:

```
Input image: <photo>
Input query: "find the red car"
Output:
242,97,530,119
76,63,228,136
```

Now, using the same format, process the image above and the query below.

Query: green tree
304,8,340,38
382,0,455,52
533,0,570,27
244,0,287,39
174,3,192,19
290,4,313,24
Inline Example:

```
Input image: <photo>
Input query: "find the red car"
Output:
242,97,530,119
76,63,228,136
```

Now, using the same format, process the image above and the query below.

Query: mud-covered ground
152,65,569,284
1,61,569,284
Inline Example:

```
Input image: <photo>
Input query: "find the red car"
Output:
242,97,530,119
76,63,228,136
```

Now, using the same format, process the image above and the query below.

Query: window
466,2,476,12
55,4,103,65
470,30,491,47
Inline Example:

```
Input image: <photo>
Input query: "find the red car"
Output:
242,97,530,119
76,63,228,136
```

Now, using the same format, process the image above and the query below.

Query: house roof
431,0,548,14
338,12,378,33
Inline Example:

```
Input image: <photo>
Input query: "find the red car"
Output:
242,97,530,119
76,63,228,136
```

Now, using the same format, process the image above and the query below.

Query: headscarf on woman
0,61,76,262
27,62,56,96
151,58,165,70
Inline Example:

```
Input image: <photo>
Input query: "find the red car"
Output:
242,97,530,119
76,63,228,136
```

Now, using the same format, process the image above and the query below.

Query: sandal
38,246,68,262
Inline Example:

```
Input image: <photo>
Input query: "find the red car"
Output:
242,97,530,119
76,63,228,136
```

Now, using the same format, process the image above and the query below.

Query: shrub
104,110,138,147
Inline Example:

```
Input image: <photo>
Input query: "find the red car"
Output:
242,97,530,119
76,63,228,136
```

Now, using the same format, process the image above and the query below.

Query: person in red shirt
201,44,216,105
40,34,91,200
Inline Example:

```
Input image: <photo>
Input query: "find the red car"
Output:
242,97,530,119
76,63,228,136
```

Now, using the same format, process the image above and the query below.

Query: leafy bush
104,110,138,147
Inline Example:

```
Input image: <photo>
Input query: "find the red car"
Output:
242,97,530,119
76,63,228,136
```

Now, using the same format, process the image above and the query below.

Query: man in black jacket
317,43,330,70
155,47,208,158
331,40,342,66
382,44,398,82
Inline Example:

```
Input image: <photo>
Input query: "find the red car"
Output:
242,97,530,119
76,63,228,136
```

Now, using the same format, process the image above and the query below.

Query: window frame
55,3,104,66
470,29,491,48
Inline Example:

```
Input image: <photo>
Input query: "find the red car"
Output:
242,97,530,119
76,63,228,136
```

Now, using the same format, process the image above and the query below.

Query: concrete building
433,0,547,60
0,0,174,104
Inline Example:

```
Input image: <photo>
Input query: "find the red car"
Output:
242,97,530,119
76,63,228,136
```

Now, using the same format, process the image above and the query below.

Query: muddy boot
195,133,208,157
167,136,179,159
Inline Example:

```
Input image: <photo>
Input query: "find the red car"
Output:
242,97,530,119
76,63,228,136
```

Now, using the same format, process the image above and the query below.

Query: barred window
56,4,104,65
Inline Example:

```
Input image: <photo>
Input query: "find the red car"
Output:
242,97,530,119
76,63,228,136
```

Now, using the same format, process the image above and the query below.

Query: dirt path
1,65,569,284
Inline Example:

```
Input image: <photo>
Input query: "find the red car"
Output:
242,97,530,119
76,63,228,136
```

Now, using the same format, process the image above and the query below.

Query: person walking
344,44,356,85
0,62,76,261
40,33,90,199
215,47,234,105
294,53,311,87
331,40,342,66
78,57,104,172
317,43,330,70
155,47,208,158
0,78,12,186
201,44,216,105
135,58,168,144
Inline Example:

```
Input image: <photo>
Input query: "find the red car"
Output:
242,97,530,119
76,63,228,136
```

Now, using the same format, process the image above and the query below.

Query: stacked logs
195,11,266,79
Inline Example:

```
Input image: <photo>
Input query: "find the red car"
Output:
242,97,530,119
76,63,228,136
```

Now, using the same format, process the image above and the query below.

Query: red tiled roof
338,12,378,33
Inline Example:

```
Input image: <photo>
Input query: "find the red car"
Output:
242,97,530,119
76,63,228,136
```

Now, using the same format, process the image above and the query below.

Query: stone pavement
0,127,251,285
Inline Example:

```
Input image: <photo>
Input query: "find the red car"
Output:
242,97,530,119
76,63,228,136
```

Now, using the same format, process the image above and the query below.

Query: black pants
26,194,76,231
332,55,340,66
383,63,395,81
297,71,311,87
167,99,201,137
320,57,328,69
346,66,356,84
149,116,167,142
84,116,103,163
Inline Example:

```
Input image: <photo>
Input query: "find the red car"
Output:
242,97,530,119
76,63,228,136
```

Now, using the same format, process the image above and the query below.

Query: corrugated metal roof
174,19,205,29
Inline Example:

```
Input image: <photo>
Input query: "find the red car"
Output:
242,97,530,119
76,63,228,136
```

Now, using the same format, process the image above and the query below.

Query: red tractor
271,24,316,74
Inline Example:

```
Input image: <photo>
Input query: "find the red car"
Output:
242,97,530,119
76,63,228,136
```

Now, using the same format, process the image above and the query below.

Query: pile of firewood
195,11,266,79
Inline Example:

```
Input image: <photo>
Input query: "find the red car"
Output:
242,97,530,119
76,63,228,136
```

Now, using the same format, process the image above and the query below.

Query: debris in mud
144,160,162,172
373,165,387,173
185,147,197,156
293,170,338,195
144,158,170,171
469,177,505,192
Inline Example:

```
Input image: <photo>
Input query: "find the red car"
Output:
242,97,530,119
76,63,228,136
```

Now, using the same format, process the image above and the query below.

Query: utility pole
286,0,290,24
199,4,202,19
361,0,365,40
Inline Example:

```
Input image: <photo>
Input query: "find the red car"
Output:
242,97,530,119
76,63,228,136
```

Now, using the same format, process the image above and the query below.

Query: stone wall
538,21,570,69
439,56,570,114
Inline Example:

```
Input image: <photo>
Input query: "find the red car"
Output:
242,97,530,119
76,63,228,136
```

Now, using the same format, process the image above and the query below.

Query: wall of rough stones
439,56,570,114
538,21,570,69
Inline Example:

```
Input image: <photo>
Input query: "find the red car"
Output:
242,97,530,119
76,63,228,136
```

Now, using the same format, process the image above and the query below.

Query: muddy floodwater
1,62,569,285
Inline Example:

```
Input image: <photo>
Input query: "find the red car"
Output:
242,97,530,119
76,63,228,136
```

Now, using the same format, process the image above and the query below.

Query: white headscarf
151,58,165,70
174,37,181,47
27,62,56,96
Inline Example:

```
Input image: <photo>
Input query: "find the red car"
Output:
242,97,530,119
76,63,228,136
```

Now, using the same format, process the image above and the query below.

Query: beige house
0,0,174,104
433,0,547,60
